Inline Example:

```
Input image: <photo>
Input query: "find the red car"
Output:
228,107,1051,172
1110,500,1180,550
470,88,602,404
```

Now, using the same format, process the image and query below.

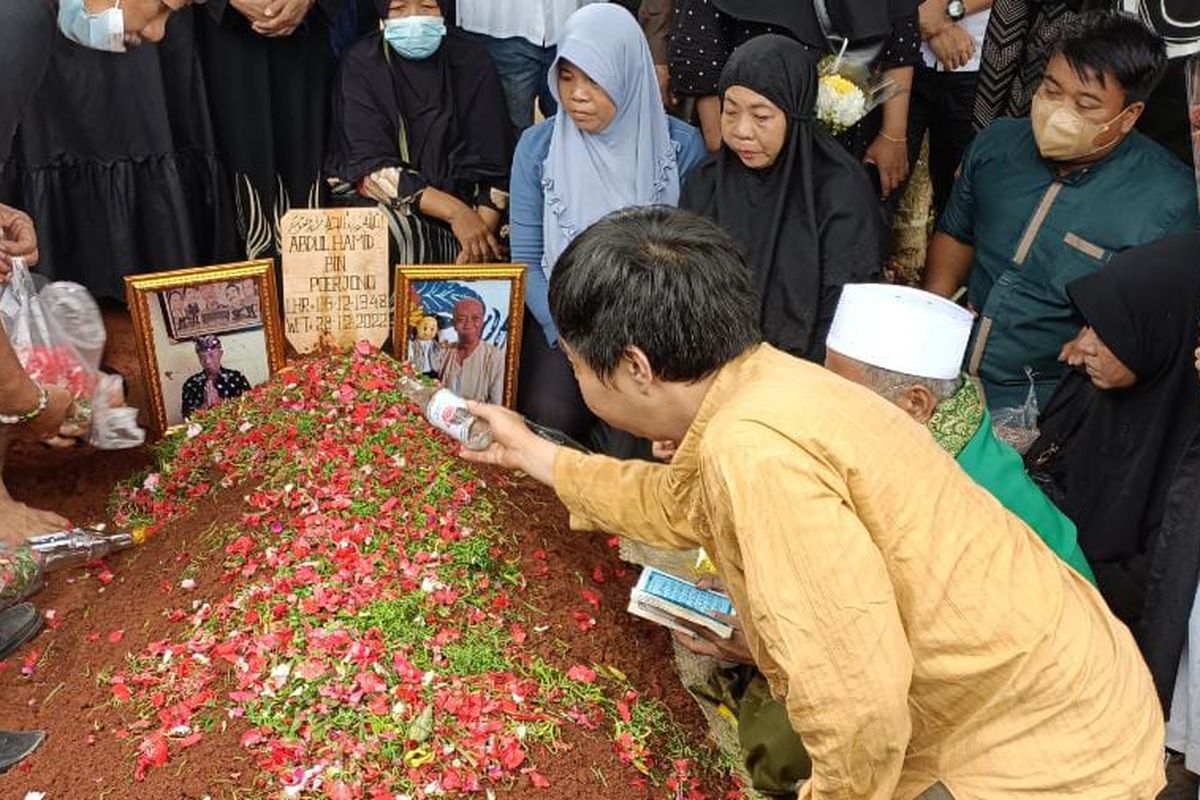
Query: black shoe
0,603,42,662
0,730,45,772
1161,750,1200,800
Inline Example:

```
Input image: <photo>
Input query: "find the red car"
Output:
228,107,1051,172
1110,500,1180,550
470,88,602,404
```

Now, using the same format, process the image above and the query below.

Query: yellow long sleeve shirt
555,345,1163,799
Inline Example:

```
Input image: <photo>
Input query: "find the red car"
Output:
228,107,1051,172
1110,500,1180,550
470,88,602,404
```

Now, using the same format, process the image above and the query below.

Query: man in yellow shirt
464,207,1164,799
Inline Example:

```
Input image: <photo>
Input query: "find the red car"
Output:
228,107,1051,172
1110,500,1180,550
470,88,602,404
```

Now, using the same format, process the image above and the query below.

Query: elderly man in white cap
823,283,1093,581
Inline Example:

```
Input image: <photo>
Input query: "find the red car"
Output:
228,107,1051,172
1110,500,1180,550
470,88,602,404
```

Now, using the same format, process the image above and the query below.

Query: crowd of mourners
2,0,1200,797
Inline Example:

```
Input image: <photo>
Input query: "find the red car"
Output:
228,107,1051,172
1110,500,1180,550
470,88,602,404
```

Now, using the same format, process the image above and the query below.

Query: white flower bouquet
815,43,904,135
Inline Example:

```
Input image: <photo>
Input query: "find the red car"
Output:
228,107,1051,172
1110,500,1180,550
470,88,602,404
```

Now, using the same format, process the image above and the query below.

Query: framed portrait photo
394,265,526,408
125,260,286,435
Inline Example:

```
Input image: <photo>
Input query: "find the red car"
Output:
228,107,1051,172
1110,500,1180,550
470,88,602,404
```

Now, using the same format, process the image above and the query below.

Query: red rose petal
566,664,596,684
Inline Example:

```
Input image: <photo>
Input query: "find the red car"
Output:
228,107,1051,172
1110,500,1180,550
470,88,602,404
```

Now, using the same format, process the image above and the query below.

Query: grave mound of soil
0,348,737,799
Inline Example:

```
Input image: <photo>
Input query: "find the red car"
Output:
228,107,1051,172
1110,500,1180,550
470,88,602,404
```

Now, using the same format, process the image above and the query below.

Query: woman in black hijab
1026,233,1200,629
680,35,886,361
325,0,513,264
671,0,920,199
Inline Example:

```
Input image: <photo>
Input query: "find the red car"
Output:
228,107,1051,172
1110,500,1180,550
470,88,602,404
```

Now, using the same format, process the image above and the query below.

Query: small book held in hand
627,567,735,639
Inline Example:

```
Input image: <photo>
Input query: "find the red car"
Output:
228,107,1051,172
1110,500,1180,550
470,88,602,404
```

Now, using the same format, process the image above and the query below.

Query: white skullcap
826,284,973,380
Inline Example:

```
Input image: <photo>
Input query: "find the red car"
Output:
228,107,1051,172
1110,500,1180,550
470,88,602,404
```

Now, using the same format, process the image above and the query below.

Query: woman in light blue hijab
510,3,705,455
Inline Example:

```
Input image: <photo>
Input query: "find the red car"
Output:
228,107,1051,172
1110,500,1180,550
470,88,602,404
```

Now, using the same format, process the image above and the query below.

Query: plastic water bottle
27,527,136,571
397,376,492,451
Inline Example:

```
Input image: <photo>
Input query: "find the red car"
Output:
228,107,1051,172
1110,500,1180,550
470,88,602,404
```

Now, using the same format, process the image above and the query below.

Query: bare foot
0,497,69,541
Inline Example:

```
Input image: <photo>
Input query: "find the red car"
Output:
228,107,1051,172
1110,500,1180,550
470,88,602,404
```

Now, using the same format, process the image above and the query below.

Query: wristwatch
946,0,967,21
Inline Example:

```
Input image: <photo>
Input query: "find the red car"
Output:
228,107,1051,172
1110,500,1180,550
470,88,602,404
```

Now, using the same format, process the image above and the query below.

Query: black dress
325,26,513,265
196,0,351,260
0,0,54,163
1,11,238,300
1026,233,1200,629
669,0,793,97
1140,426,1200,710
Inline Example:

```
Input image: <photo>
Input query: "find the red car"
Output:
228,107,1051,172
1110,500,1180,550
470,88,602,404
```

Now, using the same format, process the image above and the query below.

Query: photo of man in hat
181,335,253,418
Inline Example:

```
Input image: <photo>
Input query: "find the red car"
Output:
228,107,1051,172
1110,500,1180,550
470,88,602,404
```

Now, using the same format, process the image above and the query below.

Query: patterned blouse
669,0,921,97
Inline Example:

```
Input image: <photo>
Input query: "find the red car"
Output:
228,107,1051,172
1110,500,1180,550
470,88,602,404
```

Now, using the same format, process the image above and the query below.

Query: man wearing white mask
20,0,238,301
57,0,196,49
924,10,1198,413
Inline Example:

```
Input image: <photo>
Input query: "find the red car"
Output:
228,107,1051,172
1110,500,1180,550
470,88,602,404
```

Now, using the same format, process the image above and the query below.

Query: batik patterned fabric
927,377,984,456
181,367,253,418
0,546,41,609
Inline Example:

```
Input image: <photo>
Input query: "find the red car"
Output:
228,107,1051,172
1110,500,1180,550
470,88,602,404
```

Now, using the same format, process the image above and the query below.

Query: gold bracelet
880,132,907,144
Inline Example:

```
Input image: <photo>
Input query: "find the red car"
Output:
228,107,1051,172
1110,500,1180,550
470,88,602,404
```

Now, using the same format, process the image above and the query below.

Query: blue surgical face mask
58,0,126,53
383,15,446,60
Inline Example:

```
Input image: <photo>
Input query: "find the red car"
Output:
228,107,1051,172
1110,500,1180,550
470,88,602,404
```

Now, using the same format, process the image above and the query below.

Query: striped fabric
328,180,462,266
973,0,1083,130
383,207,461,266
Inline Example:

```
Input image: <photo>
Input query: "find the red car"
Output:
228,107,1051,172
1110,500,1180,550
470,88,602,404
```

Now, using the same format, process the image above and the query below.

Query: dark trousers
465,32,558,133
906,66,980,221
516,315,650,459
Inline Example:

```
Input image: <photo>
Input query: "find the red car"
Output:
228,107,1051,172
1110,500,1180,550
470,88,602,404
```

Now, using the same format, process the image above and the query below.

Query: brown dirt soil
0,485,257,800
0,310,729,799
494,481,721,799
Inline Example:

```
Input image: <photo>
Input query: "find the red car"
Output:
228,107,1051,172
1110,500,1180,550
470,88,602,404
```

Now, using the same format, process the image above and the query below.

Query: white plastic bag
0,258,98,401
992,367,1041,454
39,280,106,371
0,261,145,449
91,373,146,449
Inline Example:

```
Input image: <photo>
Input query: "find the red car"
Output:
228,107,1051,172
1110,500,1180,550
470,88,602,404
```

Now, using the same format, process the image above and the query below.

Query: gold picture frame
394,264,526,409
125,260,286,436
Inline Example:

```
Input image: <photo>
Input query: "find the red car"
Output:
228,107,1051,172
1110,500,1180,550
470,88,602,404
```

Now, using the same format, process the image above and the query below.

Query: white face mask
58,0,127,53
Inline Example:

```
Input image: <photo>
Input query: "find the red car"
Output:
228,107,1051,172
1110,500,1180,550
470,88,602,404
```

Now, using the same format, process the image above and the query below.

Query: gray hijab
541,3,680,275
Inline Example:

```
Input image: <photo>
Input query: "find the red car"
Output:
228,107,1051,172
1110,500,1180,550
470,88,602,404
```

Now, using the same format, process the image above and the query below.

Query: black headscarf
1127,0,1200,53
1027,233,1200,623
712,0,919,48
680,35,884,360
370,0,457,25
326,0,511,197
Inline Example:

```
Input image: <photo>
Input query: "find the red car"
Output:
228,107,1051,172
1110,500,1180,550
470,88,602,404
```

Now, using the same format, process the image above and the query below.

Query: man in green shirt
924,11,1198,410
677,283,1094,798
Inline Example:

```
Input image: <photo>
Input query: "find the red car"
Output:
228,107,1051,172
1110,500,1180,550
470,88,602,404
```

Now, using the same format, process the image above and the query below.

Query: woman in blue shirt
509,3,706,455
